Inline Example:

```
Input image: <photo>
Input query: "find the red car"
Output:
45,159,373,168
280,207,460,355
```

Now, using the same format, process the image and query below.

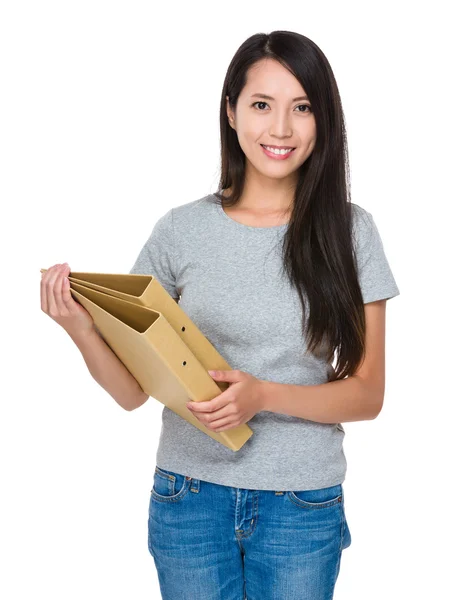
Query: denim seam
235,491,259,540
286,491,343,510
148,521,156,558
331,495,345,593
151,469,190,503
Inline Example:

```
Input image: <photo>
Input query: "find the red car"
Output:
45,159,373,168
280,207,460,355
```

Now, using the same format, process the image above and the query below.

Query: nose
269,110,293,139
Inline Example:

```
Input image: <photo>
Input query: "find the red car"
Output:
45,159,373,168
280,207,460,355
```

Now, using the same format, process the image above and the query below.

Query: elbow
123,390,150,411
369,393,384,420
356,376,384,420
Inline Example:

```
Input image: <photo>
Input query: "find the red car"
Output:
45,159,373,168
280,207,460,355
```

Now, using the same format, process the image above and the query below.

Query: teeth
264,146,294,155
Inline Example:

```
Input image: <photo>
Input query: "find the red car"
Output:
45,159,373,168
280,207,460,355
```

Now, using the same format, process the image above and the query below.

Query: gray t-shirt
130,193,400,490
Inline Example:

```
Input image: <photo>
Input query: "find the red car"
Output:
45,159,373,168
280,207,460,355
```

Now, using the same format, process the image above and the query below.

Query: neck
225,168,297,216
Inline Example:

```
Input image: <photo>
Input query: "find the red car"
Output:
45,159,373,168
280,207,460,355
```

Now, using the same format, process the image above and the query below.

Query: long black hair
212,30,366,381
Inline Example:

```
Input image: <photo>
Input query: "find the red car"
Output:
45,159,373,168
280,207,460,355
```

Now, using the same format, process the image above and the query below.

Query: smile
261,145,296,160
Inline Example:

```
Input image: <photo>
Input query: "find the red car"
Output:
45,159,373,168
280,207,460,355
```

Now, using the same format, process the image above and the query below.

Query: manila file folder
40,270,254,452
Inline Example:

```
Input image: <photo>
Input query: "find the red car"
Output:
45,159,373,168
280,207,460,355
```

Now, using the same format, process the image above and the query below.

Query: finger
187,401,207,412
46,264,65,316
204,407,233,426
40,270,49,313
187,400,219,414
209,369,240,382
52,263,70,316
209,418,235,432
61,264,76,310
41,263,60,313
187,391,232,412
188,403,229,424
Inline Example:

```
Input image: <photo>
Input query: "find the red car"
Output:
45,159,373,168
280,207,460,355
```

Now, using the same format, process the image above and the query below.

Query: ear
226,96,235,129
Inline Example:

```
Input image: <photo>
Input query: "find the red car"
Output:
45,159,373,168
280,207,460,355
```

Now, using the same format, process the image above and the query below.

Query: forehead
242,58,307,98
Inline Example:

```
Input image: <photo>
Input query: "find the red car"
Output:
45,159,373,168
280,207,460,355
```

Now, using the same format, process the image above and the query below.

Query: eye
251,101,312,113
252,101,270,110
295,104,312,113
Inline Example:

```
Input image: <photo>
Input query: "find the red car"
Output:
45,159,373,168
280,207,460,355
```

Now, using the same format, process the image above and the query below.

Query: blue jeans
147,465,352,600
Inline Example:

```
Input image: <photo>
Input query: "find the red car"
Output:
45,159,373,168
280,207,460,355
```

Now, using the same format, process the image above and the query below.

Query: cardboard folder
40,270,253,452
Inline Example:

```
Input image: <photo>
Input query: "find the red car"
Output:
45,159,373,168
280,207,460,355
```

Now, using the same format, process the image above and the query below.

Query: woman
41,30,400,600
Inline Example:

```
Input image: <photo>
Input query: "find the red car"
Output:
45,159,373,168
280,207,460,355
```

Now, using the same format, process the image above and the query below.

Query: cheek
237,129,260,158
306,122,317,148
299,128,317,158
306,136,316,155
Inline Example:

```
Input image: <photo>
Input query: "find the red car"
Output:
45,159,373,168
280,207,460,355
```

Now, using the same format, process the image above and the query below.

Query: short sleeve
352,205,400,304
129,209,179,300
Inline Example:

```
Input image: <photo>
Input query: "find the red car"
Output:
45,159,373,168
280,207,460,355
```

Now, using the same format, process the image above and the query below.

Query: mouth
260,144,296,159
261,144,296,150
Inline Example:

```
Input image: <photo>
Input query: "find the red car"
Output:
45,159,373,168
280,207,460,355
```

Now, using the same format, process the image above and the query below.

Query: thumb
208,369,239,381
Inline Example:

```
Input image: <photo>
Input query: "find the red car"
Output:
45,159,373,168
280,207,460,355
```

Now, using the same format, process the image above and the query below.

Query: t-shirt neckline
212,194,289,232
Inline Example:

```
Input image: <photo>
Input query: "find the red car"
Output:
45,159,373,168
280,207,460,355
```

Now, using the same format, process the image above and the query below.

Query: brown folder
40,270,253,451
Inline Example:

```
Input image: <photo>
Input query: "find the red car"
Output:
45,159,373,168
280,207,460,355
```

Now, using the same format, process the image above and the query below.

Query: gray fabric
130,193,400,490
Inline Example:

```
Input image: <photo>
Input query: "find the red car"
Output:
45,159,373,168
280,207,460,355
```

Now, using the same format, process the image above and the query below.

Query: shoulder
149,193,215,238
171,192,216,224
350,202,373,230
350,202,375,250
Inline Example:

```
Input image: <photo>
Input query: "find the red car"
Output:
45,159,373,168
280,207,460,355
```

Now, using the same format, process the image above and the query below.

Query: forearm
67,326,149,411
260,376,382,424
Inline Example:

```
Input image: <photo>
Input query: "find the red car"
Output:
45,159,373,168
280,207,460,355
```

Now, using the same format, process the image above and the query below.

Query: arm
262,375,378,423
261,300,387,423
68,325,149,412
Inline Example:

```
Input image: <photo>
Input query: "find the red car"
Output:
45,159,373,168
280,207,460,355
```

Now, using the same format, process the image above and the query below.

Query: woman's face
226,58,317,184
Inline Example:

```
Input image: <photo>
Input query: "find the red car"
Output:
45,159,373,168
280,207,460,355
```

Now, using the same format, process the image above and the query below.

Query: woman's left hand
186,369,265,432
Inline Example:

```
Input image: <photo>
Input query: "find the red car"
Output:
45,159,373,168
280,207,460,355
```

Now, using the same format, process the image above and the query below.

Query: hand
186,369,265,433
40,263,94,338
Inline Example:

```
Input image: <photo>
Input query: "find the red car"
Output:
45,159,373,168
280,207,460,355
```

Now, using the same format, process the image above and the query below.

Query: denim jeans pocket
150,465,190,503
286,484,343,509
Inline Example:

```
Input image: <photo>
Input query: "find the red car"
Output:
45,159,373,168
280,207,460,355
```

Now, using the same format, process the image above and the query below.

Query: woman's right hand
40,263,94,338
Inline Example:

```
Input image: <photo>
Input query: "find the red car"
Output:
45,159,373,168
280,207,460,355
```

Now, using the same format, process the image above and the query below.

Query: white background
1,1,465,598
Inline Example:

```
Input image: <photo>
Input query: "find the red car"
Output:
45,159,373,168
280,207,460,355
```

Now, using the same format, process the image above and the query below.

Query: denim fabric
147,465,352,600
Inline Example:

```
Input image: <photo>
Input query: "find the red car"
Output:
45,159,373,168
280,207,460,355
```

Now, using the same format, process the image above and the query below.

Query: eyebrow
251,93,309,102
